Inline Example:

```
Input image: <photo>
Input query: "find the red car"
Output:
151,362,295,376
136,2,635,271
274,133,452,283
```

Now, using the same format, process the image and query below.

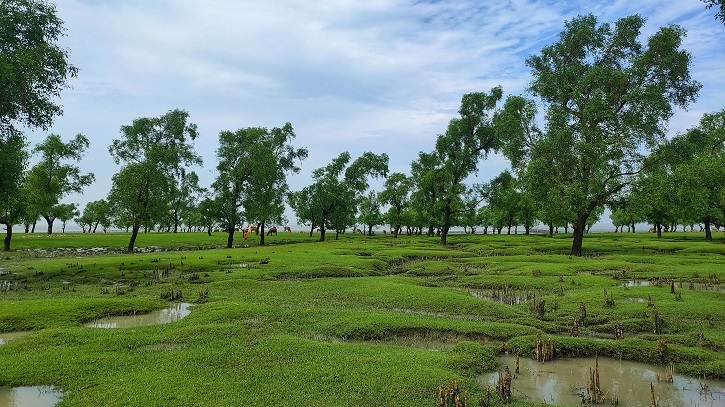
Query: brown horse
267,227,278,236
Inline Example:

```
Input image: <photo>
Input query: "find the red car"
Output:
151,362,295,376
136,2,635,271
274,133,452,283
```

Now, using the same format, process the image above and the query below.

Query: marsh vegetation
0,231,723,406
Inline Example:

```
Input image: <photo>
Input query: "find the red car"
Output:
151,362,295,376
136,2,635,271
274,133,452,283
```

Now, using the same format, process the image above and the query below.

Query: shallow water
0,386,62,407
84,302,192,328
478,355,725,407
0,331,30,345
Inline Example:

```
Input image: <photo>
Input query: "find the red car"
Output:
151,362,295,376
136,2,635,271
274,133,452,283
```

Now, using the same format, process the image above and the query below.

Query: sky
21,0,725,231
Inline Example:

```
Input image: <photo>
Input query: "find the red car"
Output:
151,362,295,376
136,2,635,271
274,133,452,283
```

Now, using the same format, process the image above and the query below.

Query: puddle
85,303,192,328
0,386,62,406
464,288,536,305
479,355,725,406
625,280,651,287
0,331,31,345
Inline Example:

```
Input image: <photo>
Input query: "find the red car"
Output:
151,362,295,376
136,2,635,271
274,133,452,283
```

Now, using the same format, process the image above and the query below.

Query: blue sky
24,0,725,230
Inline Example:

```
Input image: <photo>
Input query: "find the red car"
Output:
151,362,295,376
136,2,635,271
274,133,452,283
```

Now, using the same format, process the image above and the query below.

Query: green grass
0,230,723,406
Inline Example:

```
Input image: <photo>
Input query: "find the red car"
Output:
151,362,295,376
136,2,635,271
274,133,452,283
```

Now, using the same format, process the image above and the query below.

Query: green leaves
0,0,77,132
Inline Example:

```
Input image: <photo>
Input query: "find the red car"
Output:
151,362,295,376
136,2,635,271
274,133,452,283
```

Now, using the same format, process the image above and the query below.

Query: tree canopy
0,0,77,134
497,14,700,255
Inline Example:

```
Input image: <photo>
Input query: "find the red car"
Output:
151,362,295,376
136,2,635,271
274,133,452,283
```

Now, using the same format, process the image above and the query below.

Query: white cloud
19,0,724,231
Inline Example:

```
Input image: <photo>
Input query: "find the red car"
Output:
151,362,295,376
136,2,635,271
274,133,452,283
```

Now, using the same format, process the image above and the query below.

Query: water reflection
0,386,62,407
84,303,192,328
479,355,725,407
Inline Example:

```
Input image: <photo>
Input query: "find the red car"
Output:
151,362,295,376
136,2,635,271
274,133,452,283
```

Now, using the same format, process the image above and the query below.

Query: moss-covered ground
0,231,723,406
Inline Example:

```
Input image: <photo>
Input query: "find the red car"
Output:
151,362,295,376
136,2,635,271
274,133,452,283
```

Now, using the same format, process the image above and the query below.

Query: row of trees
2,1,722,255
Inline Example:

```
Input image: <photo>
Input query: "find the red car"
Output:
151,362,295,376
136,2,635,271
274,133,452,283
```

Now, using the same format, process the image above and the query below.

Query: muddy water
479,355,725,407
84,302,192,328
0,386,62,406
0,331,30,345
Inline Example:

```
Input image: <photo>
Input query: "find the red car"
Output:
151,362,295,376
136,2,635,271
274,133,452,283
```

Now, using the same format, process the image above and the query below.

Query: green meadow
0,231,723,406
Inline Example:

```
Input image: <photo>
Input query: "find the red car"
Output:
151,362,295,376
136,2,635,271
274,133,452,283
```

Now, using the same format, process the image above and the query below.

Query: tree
1,0,75,248
703,0,725,23
290,152,388,242
379,172,412,237
55,202,78,233
167,171,203,233
671,110,725,241
487,170,521,235
213,127,263,248
0,131,27,250
108,109,200,252
76,199,111,233
430,87,503,245
409,152,444,236
0,0,77,135
241,123,307,245
357,191,382,236
497,14,700,255
25,134,94,234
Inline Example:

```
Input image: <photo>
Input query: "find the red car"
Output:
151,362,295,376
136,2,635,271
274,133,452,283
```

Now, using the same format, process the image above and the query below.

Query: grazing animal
354,228,363,234
267,227,278,236
250,225,258,234
648,227,655,233
284,226,291,232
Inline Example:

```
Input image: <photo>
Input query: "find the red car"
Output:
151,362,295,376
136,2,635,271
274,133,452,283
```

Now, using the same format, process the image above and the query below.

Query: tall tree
431,87,503,245
497,14,700,255
108,109,200,252
0,0,77,135
379,172,412,237
25,134,94,234
213,127,263,248
409,151,444,236
0,131,27,250
357,191,382,236
290,152,388,242
1,0,75,248
487,171,521,235
242,123,307,245
167,171,203,233
671,110,725,241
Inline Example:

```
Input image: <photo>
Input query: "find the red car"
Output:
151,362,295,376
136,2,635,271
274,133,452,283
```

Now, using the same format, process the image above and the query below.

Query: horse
284,226,291,232
267,227,278,236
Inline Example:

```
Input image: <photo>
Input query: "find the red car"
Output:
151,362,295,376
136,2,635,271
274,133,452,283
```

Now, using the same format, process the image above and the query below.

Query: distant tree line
2,2,722,255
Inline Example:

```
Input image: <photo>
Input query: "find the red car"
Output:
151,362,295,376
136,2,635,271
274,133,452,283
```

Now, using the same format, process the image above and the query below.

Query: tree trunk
207,226,212,236
483,226,488,235
525,225,531,235
226,226,235,248
704,218,712,241
440,204,451,245
309,224,315,237
570,213,589,256
319,227,326,242
31,221,36,233
427,225,435,236
367,225,372,236
44,215,54,235
335,230,340,240
548,224,554,237
3,224,12,251
656,223,662,238
631,223,636,233
128,223,140,253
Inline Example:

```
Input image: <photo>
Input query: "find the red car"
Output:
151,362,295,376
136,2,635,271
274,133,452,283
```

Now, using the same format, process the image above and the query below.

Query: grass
0,230,723,406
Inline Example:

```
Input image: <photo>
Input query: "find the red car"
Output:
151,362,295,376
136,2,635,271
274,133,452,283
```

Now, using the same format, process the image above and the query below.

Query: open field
0,231,723,406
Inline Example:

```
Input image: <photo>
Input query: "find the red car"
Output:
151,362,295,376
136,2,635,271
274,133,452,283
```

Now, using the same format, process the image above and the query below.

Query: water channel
84,302,192,328
0,331,30,346
478,355,725,406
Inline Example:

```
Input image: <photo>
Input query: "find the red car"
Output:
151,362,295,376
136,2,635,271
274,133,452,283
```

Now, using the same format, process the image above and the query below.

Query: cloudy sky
24,0,725,230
